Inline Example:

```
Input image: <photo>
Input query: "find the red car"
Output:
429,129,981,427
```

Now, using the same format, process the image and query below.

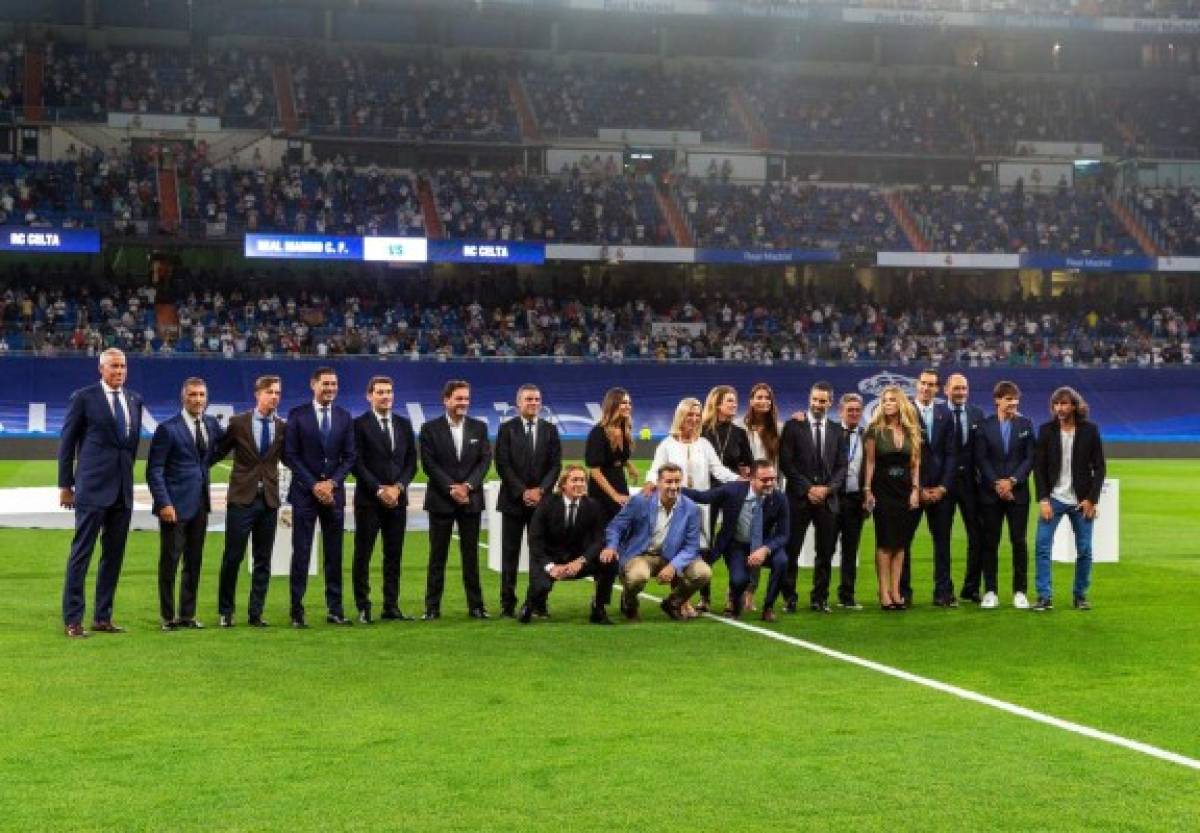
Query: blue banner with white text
1,358,1196,443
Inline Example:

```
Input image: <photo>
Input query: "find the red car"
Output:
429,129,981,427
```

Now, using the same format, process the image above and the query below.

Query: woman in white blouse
645,397,741,615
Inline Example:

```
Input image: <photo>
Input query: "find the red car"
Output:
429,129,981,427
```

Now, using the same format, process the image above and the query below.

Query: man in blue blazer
903,369,958,607
283,367,357,627
600,463,705,621
57,348,143,638
683,460,790,621
146,377,224,630
973,380,1037,610
945,373,988,604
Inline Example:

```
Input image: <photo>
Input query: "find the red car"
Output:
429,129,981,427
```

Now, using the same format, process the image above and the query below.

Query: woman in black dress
697,385,754,613
863,385,922,610
585,387,638,522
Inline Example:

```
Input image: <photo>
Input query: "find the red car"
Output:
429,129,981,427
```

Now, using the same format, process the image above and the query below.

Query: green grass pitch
0,459,1198,832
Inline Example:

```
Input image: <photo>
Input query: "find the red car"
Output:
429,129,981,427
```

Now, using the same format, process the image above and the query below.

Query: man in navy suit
903,369,958,607
683,460,790,621
57,348,143,638
283,367,357,627
974,380,1037,610
601,463,706,621
146,377,224,630
945,373,988,604
351,375,417,623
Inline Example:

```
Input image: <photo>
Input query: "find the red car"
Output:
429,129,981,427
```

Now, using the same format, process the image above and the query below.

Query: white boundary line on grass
463,534,1200,772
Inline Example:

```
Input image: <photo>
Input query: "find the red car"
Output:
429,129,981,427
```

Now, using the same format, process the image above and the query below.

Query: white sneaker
980,591,999,609
1012,592,1030,610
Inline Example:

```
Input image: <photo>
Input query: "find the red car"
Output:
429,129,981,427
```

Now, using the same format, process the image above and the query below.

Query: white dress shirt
649,499,676,553
1051,429,1078,505
375,410,394,448
448,415,465,458
180,410,208,447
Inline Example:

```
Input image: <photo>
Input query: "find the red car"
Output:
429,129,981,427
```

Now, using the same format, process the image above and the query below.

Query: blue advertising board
243,234,364,261
3,358,1196,443
0,227,101,254
428,240,545,265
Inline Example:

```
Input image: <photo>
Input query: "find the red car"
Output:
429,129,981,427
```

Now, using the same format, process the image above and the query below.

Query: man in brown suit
216,375,286,627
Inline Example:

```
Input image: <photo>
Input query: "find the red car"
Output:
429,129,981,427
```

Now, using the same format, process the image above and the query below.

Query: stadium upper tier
5,41,1200,157
6,151,1198,256
0,270,1195,366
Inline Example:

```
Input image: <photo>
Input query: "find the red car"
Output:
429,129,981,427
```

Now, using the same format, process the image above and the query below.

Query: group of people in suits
55,350,1107,638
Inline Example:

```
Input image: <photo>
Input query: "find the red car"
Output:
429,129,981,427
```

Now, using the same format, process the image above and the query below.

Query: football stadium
1,1,1199,830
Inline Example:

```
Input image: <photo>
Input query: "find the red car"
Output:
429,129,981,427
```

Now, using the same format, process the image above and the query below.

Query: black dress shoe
660,598,684,621
500,606,516,619
533,606,550,619
91,621,126,633
421,610,441,621
248,617,269,628
589,603,614,625
357,610,374,624
161,620,177,632
326,614,353,626
291,616,308,629
810,601,832,614
174,619,204,629
380,608,410,621
960,592,982,604
468,607,490,620
218,614,234,628
517,605,533,624
783,601,798,614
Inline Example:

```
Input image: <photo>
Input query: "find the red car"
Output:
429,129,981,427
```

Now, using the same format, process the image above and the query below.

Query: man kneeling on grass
600,463,707,621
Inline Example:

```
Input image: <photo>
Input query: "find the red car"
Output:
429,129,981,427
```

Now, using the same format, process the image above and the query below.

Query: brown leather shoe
761,608,777,623
660,598,684,621
65,623,89,639
91,621,126,633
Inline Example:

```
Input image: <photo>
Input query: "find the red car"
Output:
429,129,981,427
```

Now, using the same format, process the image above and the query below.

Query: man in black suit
945,373,988,604
419,379,492,619
282,367,357,627
145,376,224,630
683,460,790,621
834,393,867,610
1031,386,1107,611
494,384,562,617
779,380,848,613
351,375,418,623
519,465,615,625
974,380,1037,610
57,348,143,638
904,368,958,607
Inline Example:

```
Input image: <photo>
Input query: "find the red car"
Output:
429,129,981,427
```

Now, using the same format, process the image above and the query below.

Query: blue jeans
1034,498,1094,600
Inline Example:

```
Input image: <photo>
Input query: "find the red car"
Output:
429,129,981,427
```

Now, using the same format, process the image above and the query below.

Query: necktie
923,407,932,444
381,417,393,452
259,416,270,457
750,496,763,551
814,422,824,473
525,420,535,454
1001,420,1011,454
567,500,577,530
953,407,964,448
194,418,207,455
111,390,127,438
320,407,331,441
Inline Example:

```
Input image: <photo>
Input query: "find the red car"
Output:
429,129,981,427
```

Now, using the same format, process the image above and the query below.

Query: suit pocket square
469,438,479,444
1020,430,1030,438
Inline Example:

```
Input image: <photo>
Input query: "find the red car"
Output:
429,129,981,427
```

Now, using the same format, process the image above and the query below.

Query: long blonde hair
867,385,923,464
743,382,780,462
701,385,737,434
669,397,703,440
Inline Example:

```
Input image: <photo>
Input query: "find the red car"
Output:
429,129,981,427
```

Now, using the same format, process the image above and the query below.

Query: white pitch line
699,611,1200,772
454,531,1199,771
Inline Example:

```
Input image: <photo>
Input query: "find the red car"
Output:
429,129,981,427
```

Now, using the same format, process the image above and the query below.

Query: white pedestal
1051,478,1119,563
260,465,318,577
485,481,529,573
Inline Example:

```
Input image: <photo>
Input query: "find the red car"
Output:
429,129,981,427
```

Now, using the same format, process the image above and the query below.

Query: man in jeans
1031,386,1107,611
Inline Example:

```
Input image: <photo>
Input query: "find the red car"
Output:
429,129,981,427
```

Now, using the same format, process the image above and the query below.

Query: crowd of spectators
0,148,159,231
678,177,909,254
1136,186,1200,255
747,0,1200,18
906,181,1141,255
291,54,518,141
523,64,741,142
1,267,1195,367
40,44,274,126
